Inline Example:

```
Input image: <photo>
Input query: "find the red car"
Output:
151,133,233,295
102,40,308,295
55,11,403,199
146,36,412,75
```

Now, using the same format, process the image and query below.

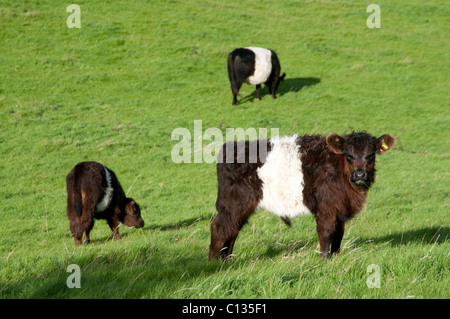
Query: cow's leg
270,76,279,99
232,92,238,105
266,83,273,96
265,77,279,99
67,190,83,245
79,198,95,243
71,197,94,245
331,219,345,255
255,84,261,100
108,214,121,240
69,218,83,245
231,74,246,105
231,78,244,105
315,214,336,259
209,207,252,260
83,219,95,244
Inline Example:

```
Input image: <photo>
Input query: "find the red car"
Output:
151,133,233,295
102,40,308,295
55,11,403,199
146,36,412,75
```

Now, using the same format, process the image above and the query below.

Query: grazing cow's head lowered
209,132,395,260
121,199,144,228
66,161,144,245
326,132,395,189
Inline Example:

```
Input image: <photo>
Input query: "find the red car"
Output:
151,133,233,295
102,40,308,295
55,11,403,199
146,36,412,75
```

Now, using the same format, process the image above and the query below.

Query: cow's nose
352,169,368,181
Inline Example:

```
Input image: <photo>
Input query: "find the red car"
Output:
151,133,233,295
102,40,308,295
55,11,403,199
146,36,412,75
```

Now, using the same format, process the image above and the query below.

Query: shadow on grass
277,77,321,97
262,226,448,259
237,77,321,105
80,217,210,244
27,253,218,298
360,225,449,246
147,216,210,231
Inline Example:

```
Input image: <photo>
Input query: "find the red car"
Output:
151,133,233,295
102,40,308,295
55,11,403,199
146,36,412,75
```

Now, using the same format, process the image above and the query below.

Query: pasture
0,0,448,299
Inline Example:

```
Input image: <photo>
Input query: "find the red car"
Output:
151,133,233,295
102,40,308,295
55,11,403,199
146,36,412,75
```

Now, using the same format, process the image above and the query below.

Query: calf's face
121,199,145,228
326,132,395,188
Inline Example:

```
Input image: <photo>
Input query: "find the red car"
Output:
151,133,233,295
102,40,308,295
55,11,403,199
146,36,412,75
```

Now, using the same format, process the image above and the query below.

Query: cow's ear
377,134,395,154
326,132,345,154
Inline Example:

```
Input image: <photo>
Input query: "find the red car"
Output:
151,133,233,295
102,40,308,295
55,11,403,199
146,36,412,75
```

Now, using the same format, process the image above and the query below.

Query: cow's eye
344,153,354,163
366,153,376,162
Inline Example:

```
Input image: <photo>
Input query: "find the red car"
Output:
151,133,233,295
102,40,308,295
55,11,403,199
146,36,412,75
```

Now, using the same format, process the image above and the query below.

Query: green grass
0,0,448,299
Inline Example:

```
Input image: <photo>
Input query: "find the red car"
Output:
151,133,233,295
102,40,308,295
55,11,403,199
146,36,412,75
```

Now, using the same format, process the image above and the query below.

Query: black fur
227,47,286,105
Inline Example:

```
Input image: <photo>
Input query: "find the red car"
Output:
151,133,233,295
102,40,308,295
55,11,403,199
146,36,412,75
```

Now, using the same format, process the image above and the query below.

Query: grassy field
0,0,448,299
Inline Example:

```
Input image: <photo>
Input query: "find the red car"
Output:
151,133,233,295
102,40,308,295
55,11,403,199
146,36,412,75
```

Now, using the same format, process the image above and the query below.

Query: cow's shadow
262,226,449,258
240,77,321,104
82,216,210,244
277,77,321,96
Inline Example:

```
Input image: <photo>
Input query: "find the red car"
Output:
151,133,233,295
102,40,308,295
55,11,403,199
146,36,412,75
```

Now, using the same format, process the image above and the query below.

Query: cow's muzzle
351,169,369,186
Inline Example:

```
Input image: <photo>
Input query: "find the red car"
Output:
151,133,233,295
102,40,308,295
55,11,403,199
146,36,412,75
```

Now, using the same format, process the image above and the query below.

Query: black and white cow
227,47,286,105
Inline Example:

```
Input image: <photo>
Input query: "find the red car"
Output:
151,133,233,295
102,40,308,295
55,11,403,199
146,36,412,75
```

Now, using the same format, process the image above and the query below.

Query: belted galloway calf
209,132,395,260
66,161,144,245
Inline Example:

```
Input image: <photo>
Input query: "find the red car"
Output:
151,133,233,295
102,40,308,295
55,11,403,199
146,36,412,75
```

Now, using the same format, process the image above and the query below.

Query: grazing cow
209,131,395,260
227,47,286,105
66,161,144,245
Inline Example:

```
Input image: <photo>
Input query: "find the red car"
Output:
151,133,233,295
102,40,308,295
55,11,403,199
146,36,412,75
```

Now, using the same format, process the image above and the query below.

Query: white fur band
245,47,272,85
257,136,312,218
95,166,113,212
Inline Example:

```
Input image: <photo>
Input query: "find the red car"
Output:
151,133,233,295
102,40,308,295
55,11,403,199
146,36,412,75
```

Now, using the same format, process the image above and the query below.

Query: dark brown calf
209,132,395,260
66,161,144,245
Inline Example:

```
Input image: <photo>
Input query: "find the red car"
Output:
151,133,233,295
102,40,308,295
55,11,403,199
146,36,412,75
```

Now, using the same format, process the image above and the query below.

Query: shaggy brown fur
209,132,395,260
66,161,144,245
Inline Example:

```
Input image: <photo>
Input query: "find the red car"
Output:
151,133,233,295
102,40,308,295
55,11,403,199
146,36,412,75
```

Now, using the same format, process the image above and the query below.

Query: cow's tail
227,53,242,98
72,166,83,217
